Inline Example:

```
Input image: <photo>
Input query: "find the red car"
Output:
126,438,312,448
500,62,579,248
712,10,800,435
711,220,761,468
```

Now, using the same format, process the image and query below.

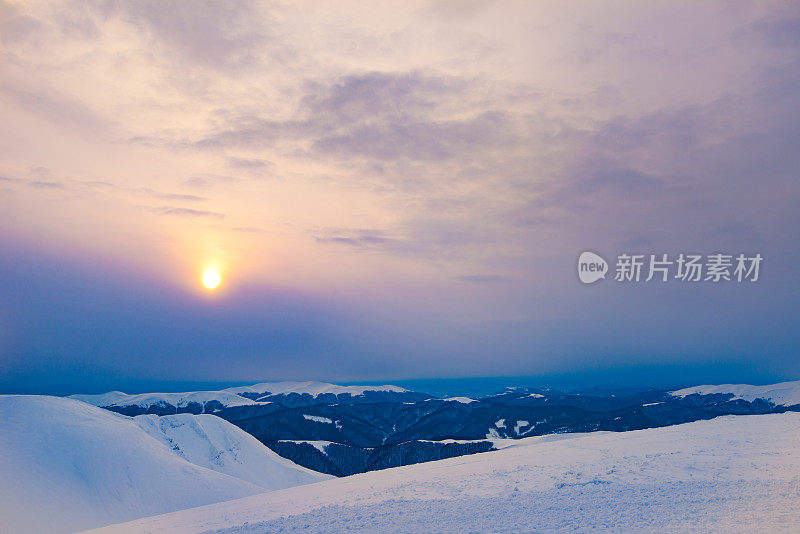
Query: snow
419,439,490,445
223,381,408,397
133,414,331,490
488,432,602,451
69,391,129,406
69,381,409,412
513,420,529,434
279,440,333,453
524,393,545,398
0,396,329,534
0,395,262,534
307,441,331,453
494,418,506,428
70,390,257,411
302,414,334,424
670,380,800,406
91,413,800,533
442,396,477,403
642,402,663,406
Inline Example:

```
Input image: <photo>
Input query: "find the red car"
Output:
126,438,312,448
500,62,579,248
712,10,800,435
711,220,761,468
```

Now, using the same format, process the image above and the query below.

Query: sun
202,268,222,290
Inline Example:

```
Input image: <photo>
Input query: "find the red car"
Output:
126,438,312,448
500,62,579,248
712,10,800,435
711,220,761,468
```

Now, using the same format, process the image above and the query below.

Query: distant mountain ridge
670,380,800,407
70,379,800,477
70,390,258,414
223,380,409,397
70,380,424,415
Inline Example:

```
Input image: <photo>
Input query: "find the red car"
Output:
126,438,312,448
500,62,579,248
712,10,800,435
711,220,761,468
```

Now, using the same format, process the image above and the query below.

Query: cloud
111,0,278,72
229,226,268,234
26,180,64,189
142,189,205,202
312,108,512,162
182,174,237,188
226,156,272,170
196,71,517,162
314,230,392,249
225,156,273,177
152,206,226,219
316,235,390,247
456,274,510,283
0,84,108,132
744,6,800,48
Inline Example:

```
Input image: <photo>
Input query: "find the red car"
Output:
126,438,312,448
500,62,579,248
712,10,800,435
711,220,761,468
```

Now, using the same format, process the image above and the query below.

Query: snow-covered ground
671,380,800,406
0,396,328,534
90,412,800,533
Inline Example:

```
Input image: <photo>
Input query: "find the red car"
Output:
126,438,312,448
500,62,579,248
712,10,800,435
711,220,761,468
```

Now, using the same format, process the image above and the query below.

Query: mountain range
4,379,800,532
72,379,800,476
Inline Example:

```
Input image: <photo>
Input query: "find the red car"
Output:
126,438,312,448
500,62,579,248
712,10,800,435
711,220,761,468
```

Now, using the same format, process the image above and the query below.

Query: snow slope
133,414,331,490
92,412,800,533
0,396,324,534
670,380,800,406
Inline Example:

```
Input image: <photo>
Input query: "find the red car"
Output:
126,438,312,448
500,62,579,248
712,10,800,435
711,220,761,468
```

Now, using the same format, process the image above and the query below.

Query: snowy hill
133,413,331,490
0,396,327,534
671,380,800,407
91,412,800,533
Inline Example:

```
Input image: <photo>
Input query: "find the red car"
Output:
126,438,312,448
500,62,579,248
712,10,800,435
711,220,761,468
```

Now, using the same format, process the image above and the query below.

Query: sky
1,1,798,394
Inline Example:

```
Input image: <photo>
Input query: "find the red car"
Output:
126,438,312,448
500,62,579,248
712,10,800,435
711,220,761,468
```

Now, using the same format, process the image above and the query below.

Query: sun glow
202,268,222,290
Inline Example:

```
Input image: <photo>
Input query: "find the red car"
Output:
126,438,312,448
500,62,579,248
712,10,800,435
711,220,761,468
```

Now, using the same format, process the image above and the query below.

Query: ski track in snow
90,412,800,534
